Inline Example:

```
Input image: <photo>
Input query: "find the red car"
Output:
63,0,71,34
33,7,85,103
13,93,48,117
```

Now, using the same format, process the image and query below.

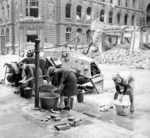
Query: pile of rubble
88,45,150,70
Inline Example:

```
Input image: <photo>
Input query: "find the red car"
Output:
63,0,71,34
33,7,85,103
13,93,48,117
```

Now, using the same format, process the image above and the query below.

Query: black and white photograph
0,0,150,138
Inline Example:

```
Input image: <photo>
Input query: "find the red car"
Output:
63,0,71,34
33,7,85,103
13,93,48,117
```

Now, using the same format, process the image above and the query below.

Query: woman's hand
118,94,123,102
22,80,27,84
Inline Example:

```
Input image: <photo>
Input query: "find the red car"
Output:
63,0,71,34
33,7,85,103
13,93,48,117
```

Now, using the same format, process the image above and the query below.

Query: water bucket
113,100,131,116
24,88,33,99
20,85,27,97
77,90,85,103
64,98,74,109
40,93,60,110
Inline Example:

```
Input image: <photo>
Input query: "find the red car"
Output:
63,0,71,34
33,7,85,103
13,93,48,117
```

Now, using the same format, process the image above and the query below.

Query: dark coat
51,68,77,97
25,64,43,89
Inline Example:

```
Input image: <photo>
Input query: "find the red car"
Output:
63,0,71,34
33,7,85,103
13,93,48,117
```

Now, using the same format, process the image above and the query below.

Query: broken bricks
38,114,61,122
68,117,82,127
53,117,82,131
54,123,71,131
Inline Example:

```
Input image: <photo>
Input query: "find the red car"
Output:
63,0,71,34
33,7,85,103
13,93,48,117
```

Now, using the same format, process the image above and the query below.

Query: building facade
0,0,149,55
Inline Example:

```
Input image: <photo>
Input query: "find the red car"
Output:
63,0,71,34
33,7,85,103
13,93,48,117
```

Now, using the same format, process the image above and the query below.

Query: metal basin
40,93,60,110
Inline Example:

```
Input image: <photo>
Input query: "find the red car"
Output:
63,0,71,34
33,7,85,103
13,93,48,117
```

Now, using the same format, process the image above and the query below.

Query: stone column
139,29,143,49
104,8,108,24
19,27,24,54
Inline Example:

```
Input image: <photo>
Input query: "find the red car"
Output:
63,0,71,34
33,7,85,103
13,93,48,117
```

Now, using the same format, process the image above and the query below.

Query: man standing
112,71,135,113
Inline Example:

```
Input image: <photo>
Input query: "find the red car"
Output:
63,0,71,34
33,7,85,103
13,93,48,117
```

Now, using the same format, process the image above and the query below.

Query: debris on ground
99,105,109,112
88,45,150,70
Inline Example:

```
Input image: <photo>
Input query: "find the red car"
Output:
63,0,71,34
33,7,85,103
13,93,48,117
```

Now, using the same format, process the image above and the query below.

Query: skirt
61,72,77,97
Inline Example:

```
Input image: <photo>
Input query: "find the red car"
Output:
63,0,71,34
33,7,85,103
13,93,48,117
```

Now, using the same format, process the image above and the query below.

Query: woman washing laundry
47,67,77,112
112,71,135,113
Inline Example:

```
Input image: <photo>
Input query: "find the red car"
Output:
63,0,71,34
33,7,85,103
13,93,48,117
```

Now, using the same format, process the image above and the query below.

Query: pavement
0,84,147,138
0,55,150,138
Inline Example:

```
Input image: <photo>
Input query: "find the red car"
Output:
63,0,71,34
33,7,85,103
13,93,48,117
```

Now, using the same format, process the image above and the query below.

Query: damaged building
0,0,149,55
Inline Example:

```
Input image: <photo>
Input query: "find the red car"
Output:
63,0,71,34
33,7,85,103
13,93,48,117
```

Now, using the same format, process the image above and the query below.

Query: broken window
125,14,128,25
100,9,104,22
77,28,82,43
109,11,113,24
66,3,71,18
131,15,135,25
76,5,82,20
26,0,39,17
86,7,92,20
117,13,121,24
86,29,91,43
66,27,72,42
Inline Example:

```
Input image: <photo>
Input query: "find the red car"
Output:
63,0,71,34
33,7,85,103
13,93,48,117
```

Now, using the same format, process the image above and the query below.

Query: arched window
76,5,82,20
0,18,2,24
66,3,71,18
66,27,72,42
109,11,113,23
147,4,150,25
117,13,121,24
100,10,104,22
125,14,128,25
131,15,135,25
125,0,128,7
6,28,9,43
77,28,82,42
1,28,4,35
7,4,9,18
86,29,91,43
86,7,92,20
2,6,4,22
133,0,136,8
118,0,121,5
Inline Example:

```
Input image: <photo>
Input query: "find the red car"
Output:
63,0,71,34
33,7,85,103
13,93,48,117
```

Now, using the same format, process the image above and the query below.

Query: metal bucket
24,88,33,99
77,90,85,103
40,93,60,110
20,85,27,97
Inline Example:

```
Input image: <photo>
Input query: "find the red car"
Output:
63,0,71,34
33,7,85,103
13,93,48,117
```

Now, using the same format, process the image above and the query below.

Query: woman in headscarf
112,71,135,113
48,66,77,111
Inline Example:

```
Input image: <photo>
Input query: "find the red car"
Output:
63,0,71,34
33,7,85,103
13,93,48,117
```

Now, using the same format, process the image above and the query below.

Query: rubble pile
89,45,150,70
